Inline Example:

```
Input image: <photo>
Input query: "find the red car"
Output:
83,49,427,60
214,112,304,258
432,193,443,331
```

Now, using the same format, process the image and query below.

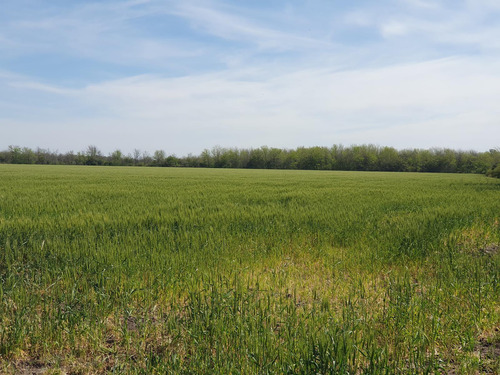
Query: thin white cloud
2,56,499,153
1,0,500,154
400,0,439,9
8,81,76,95
0,0,333,69
338,0,500,54
167,2,332,51
380,22,409,37
0,0,202,66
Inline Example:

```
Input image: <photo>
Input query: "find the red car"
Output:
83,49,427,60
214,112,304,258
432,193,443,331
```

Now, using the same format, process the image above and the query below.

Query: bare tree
133,149,141,165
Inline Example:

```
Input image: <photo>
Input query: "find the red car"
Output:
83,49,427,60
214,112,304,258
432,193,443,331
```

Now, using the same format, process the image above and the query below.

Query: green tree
110,150,124,166
85,145,103,165
199,149,213,168
378,147,401,171
247,148,266,169
153,150,166,166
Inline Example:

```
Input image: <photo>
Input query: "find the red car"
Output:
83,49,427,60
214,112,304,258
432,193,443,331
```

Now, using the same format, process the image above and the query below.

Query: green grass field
1,165,499,374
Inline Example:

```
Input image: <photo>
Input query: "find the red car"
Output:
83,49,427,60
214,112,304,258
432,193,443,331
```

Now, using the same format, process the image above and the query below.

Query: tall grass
0,165,499,374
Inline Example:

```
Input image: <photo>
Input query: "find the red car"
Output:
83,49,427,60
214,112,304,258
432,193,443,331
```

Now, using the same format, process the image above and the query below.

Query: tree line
1,144,499,176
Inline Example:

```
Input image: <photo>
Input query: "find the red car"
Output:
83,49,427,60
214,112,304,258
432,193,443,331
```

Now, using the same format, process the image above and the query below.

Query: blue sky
1,0,499,155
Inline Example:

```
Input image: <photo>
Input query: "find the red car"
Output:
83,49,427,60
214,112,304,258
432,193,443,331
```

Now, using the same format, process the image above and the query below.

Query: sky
1,0,499,156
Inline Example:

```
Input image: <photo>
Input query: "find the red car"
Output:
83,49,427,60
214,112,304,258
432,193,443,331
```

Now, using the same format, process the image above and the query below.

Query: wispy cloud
1,0,499,153
400,0,439,9
0,0,202,68
379,1,500,51
165,2,332,51
2,55,499,153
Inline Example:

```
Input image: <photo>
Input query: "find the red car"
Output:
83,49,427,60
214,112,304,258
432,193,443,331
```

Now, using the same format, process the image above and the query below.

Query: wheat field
0,165,499,374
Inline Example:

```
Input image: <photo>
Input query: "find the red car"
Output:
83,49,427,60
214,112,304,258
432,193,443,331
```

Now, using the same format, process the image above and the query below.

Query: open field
0,165,499,374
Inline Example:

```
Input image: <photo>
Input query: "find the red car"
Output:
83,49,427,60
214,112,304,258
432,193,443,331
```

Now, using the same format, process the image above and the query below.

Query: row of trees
1,145,499,175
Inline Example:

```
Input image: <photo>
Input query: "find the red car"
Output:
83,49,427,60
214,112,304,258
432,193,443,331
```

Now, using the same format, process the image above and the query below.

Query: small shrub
486,165,500,178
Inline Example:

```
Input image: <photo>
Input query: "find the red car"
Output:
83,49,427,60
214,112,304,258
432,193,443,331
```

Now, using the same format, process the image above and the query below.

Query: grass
0,165,499,374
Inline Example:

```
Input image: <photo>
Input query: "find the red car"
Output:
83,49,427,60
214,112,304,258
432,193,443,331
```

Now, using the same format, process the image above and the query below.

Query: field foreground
0,165,499,374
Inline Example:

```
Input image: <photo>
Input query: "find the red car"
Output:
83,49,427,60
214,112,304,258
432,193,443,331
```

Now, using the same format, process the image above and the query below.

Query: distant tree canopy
1,145,499,176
